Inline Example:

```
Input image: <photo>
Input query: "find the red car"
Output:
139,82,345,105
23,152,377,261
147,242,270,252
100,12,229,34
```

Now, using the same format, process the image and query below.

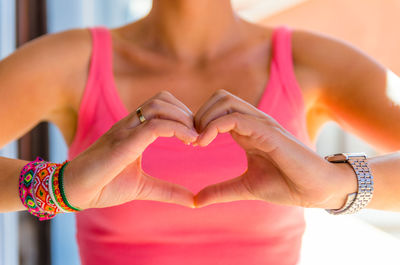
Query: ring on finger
136,107,146,123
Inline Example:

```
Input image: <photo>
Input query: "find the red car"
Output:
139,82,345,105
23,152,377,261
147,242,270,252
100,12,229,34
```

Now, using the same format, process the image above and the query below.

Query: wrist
319,162,358,209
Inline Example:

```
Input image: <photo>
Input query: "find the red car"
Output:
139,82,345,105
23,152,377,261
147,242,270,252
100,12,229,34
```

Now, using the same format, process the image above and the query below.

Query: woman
1,0,400,264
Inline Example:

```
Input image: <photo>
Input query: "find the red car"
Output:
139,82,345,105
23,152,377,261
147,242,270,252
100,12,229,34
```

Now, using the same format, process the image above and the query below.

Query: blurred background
1,0,400,264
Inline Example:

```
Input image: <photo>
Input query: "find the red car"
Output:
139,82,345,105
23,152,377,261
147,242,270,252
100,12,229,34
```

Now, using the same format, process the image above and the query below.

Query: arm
193,90,400,212
293,30,400,210
292,30,400,151
0,29,90,212
0,29,91,146
0,31,197,213
0,158,29,211
365,152,400,211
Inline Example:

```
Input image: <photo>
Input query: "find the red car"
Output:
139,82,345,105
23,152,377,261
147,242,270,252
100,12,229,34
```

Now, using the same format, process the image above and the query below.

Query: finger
130,119,199,154
194,89,264,132
138,99,195,130
194,176,256,207
155,90,193,117
108,119,198,168
195,95,265,132
91,119,198,190
194,89,228,130
196,112,255,146
137,173,195,207
104,119,199,169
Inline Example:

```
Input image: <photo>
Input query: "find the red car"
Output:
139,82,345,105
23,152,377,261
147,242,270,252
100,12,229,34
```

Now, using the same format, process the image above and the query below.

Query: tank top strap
270,26,304,110
78,27,114,120
89,27,113,78
69,27,116,155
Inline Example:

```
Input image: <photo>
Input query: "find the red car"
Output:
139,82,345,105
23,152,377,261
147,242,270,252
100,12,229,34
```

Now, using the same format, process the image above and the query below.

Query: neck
142,0,245,61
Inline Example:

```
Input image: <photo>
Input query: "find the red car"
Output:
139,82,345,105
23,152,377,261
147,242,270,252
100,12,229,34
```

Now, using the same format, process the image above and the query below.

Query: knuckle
107,129,128,149
126,112,138,125
219,95,232,106
230,111,242,119
158,90,173,98
147,98,163,110
163,186,174,202
215,89,228,96
241,177,258,199
136,180,152,200
212,185,223,199
266,117,285,134
264,114,277,125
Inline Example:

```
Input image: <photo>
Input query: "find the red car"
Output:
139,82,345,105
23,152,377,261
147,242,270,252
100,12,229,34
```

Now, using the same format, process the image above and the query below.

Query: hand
194,90,357,209
63,91,198,209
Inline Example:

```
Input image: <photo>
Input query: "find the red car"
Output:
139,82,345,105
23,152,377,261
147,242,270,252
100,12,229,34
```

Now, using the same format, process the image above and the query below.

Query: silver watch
324,153,374,215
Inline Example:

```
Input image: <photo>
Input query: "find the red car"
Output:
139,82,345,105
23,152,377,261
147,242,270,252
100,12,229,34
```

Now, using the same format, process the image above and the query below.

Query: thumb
194,175,256,207
136,173,195,208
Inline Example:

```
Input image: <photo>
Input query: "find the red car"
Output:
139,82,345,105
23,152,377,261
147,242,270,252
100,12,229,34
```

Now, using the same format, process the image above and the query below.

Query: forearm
0,157,29,212
366,152,400,211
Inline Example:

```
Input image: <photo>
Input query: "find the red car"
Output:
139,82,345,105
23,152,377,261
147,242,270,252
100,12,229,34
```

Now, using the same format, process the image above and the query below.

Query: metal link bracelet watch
324,153,374,215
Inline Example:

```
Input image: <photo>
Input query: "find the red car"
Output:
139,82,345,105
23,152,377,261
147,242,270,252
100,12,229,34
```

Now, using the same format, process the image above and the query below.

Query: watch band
324,153,374,215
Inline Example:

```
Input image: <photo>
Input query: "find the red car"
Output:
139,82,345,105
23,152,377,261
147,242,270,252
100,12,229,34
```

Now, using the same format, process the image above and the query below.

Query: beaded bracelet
19,157,81,221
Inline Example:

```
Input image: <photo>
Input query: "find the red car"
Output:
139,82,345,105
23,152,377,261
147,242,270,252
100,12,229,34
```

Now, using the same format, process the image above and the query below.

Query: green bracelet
58,162,81,212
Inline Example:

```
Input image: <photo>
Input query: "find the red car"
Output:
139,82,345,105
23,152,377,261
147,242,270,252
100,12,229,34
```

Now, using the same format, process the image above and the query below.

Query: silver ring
136,107,146,123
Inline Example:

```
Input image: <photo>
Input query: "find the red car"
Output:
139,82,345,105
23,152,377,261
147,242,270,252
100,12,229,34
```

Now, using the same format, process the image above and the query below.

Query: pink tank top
69,27,313,265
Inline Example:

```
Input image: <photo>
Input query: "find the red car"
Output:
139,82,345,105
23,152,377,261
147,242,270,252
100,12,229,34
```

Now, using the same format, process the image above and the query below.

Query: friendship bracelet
19,157,81,220
48,165,67,213
59,162,81,212
33,161,62,214
19,157,57,220
52,161,81,212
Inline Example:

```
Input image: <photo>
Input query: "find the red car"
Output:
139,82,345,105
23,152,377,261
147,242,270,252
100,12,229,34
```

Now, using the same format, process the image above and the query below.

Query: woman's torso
56,22,317,144
68,24,312,265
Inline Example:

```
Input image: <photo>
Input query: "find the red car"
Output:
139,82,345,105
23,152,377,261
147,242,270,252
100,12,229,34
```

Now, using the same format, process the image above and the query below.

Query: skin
0,0,400,213
193,90,400,211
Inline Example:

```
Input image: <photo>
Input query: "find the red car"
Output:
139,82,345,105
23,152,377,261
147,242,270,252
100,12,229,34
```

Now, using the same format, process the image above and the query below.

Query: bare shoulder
4,28,92,107
0,28,93,146
3,28,92,75
291,29,384,91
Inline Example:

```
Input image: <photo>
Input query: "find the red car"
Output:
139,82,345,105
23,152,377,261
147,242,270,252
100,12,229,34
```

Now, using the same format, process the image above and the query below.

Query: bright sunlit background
1,0,400,264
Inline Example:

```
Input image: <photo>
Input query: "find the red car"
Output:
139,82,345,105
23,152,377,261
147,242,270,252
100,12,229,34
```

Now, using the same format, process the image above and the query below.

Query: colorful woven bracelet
59,162,81,212
19,157,57,220
52,161,81,212
33,161,63,214
48,165,67,213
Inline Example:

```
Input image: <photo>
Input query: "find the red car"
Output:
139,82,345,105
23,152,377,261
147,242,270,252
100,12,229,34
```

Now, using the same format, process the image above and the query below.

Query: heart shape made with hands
135,89,298,209
70,90,322,211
